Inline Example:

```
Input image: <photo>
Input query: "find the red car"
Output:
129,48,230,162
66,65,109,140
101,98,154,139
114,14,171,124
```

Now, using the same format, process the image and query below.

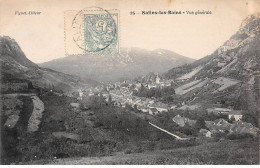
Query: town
77,74,174,115
68,71,259,139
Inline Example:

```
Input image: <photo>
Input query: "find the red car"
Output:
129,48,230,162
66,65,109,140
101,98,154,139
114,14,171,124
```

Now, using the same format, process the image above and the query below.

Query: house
147,84,156,89
156,107,168,112
170,106,176,110
78,89,84,100
141,108,149,113
205,118,232,133
156,74,161,84
228,110,243,121
150,102,168,112
205,118,258,136
207,107,231,115
172,115,196,127
205,121,215,130
149,108,158,115
230,121,258,136
215,108,232,114
199,129,212,138
214,118,229,126
127,98,133,103
134,99,142,104
70,103,79,108
135,83,142,90
187,119,196,126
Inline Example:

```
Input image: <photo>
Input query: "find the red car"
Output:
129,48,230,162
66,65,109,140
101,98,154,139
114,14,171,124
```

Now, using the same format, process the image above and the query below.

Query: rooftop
229,110,243,115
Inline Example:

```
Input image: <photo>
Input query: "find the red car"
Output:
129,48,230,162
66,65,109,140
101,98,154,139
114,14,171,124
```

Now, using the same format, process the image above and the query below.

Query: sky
0,0,259,63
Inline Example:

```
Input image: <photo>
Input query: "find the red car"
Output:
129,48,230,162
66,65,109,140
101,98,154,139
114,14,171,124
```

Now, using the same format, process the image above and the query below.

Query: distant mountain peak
40,47,194,82
0,36,37,68
239,12,260,33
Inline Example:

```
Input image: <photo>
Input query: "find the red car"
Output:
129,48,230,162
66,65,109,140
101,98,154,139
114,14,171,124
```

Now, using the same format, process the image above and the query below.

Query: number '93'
130,11,135,15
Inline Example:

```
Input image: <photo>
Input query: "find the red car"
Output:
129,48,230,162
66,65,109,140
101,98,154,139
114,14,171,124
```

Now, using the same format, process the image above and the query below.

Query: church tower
156,73,160,84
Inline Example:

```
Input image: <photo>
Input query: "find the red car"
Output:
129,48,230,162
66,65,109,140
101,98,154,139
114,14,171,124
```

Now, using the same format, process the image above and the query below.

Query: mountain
0,36,97,93
39,48,194,82
163,13,260,112
165,13,259,80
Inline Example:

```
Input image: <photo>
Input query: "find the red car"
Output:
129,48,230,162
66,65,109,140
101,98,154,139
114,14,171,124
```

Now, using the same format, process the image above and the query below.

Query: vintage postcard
0,0,259,165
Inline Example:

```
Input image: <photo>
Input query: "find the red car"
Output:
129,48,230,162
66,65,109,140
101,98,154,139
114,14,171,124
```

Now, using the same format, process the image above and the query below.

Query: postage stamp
64,7,119,55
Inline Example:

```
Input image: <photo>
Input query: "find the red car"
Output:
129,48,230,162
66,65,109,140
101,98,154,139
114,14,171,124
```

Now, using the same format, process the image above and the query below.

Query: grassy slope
49,139,259,165
8,94,259,165
39,95,75,132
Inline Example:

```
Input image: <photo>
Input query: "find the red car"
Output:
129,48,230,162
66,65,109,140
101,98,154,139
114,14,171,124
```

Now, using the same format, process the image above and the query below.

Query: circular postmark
71,7,118,53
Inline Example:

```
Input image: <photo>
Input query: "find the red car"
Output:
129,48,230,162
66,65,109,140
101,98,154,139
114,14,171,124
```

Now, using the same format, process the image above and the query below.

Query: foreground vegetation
1,91,259,165
39,138,259,165
1,95,33,164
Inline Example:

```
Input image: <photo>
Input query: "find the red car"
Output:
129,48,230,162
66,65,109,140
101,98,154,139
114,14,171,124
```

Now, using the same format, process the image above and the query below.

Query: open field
177,66,203,80
213,77,240,93
175,79,209,95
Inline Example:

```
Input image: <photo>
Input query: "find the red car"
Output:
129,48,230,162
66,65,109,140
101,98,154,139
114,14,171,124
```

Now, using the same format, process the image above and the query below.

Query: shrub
227,133,254,140
124,149,132,154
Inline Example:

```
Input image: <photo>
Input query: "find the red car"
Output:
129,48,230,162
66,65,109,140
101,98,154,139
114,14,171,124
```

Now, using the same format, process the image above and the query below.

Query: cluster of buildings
207,107,243,121
110,74,174,90
76,77,244,125
172,114,258,138
76,75,176,115
73,78,258,139
106,85,171,115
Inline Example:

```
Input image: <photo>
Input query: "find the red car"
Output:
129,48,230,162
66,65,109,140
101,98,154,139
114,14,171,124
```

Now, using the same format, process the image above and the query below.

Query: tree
52,84,55,91
164,95,173,103
229,116,236,123
171,81,174,87
242,112,258,127
220,99,225,105
133,104,139,113
154,89,161,98
99,92,104,100
194,117,207,130
28,81,34,89
182,123,196,136
139,84,146,92
108,94,112,105
79,96,91,110
147,88,155,98
72,91,79,97
125,103,133,111
48,83,52,90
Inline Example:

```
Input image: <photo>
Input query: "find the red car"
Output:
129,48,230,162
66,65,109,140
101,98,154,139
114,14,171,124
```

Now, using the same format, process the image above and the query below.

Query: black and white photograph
0,0,259,165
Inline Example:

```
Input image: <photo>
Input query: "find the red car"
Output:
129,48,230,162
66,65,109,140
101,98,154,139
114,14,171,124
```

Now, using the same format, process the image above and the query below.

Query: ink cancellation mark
65,7,119,55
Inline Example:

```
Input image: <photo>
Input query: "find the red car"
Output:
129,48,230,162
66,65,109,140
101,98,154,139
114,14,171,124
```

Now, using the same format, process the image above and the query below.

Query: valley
0,13,259,165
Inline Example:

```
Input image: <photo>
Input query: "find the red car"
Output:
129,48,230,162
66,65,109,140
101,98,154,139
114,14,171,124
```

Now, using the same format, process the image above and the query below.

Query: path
27,96,44,132
149,122,189,140
3,93,36,97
